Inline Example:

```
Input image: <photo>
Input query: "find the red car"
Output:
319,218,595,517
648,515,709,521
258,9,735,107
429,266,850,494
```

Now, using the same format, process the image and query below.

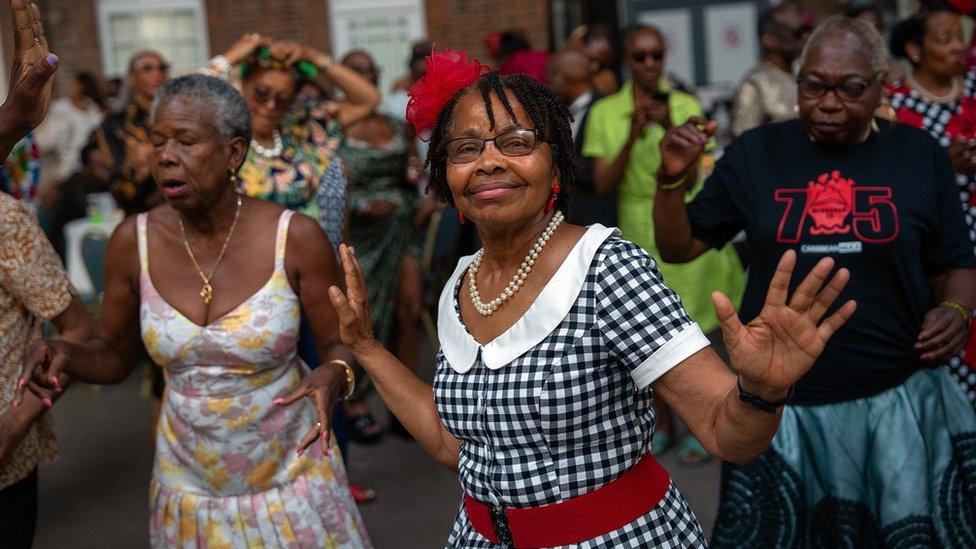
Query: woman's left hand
274,362,349,457
715,250,857,400
916,305,969,362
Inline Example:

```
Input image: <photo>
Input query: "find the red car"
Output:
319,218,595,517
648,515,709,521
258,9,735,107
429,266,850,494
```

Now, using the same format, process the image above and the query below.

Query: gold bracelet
329,359,356,399
657,171,688,191
940,300,971,326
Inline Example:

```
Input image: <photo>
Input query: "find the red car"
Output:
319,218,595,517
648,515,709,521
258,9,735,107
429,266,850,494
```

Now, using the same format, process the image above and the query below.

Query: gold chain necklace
178,195,243,305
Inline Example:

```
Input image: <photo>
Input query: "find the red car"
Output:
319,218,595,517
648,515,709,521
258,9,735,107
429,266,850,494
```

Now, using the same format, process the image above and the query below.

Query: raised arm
329,244,461,471
653,117,718,263
0,0,59,160
653,251,856,463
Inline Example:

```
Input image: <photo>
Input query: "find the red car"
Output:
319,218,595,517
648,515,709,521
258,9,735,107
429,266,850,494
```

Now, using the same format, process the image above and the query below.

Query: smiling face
150,96,246,211
797,31,882,147
445,90,558,228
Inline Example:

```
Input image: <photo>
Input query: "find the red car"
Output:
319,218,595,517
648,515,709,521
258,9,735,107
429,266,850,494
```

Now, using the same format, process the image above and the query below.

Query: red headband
406,49,491,141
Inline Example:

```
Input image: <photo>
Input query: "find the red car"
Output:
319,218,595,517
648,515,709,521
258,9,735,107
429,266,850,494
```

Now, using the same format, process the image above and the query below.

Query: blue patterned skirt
712,367,976,548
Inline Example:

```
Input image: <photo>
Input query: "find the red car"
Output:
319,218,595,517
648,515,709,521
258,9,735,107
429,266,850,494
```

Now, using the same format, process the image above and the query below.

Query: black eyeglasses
631,50,665,64
445,129,543,164
797,74,879,102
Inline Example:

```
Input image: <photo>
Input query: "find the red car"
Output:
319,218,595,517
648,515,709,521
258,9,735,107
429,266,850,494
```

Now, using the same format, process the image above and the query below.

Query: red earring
458,211,465,224
545,183,561,214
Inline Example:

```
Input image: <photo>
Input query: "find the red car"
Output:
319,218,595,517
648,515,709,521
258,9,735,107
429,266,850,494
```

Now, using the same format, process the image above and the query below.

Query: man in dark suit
547,49,614,226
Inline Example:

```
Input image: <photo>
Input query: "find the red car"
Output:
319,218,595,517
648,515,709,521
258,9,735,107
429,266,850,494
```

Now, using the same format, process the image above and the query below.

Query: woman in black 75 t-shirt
654,17,976,547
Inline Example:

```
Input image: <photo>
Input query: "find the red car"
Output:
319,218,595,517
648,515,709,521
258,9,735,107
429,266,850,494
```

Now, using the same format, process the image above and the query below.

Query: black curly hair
424,72,575,212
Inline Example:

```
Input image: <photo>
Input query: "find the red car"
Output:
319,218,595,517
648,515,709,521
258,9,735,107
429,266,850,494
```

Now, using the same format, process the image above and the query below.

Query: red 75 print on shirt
774,170,900,246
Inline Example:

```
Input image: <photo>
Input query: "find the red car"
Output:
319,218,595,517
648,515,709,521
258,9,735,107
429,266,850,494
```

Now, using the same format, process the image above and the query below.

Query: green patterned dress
341,116,420,399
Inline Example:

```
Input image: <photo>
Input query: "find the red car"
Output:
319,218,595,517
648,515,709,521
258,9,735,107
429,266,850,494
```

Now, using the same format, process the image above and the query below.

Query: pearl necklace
251,130,283,159
468,210,565,316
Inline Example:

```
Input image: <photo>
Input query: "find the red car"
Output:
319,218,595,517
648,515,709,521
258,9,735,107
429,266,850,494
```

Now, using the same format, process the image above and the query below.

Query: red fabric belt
464,454,670,548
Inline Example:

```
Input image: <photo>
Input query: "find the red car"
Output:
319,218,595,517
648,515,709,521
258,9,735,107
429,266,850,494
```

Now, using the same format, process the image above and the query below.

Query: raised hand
328,244,379,355
659,116,716,179
223,32,272,65
713,250,856,400
2,0,58,135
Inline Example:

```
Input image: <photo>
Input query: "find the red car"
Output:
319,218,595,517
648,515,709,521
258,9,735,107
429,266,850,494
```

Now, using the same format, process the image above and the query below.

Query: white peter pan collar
438,224,619,373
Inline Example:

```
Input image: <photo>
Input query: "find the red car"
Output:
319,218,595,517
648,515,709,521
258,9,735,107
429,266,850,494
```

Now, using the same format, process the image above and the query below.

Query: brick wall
203,0,332,60
425,0,551,64
0,0,551,99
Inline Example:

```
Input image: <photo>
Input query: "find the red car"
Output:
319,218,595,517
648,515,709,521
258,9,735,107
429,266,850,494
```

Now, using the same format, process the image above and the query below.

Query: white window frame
96,0,211,77
329,0,427,93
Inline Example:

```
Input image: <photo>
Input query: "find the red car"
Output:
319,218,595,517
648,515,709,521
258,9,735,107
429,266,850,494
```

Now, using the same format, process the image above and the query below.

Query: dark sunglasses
248,85,295,111
445,129,543,164
631,50,665,64
797,73,880,102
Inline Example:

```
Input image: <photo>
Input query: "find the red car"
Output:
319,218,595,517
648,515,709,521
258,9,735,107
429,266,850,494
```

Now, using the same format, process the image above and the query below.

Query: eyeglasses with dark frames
445,129,543,164
797,73,881,102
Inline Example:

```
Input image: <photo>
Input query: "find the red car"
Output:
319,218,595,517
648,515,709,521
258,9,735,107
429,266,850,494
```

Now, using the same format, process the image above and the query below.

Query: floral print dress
137,210,370,548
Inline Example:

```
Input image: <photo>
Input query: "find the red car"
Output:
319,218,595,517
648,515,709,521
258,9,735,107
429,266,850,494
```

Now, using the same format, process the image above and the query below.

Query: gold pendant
200,282,214,305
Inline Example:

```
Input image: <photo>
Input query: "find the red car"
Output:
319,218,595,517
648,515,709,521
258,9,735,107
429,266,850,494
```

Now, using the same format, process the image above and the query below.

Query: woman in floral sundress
18,75,371,548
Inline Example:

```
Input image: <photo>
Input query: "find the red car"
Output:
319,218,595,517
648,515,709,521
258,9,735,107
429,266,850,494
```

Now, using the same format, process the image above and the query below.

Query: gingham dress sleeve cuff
630,323,710,389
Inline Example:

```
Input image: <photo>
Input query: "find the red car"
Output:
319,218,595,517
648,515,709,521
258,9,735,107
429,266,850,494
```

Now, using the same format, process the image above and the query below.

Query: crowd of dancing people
2,0,976,546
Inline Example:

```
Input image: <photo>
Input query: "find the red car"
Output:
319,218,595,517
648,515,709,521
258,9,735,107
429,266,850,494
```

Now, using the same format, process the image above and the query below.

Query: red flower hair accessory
406,49,491,141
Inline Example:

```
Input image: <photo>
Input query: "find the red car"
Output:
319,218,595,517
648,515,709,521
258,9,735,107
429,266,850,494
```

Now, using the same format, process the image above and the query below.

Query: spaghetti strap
136,213,149,276
274,209,294,273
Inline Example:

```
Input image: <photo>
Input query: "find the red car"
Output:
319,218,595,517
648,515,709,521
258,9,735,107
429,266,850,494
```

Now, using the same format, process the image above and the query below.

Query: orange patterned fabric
0,192,74,489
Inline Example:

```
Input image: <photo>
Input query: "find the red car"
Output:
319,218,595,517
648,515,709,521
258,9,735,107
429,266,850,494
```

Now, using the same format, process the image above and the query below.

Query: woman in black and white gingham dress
436,229,707,546
327,58,856,548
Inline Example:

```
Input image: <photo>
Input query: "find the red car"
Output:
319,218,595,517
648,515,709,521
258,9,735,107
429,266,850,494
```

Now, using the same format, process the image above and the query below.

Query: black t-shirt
687,120,975,404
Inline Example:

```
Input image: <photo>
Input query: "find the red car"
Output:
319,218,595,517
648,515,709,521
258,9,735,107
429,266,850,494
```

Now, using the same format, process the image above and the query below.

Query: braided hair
425,72,576,212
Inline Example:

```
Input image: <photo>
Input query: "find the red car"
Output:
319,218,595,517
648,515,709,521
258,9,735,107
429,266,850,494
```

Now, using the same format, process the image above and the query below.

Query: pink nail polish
50,376,60,387
296,448,304,457
12,399,19,408
273,398,284,405
17,379,24,390
42,397,52,408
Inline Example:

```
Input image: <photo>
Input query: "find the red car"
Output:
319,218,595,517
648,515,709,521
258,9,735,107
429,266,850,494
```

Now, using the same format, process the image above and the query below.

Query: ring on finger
315,421,323,430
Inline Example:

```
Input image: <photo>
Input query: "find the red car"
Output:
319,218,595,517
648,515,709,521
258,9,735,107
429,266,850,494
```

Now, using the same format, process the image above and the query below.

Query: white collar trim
438,224,619,373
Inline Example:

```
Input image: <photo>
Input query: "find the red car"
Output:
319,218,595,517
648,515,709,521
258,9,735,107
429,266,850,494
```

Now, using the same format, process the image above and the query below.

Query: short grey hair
151,74,252,144
799,16,888,74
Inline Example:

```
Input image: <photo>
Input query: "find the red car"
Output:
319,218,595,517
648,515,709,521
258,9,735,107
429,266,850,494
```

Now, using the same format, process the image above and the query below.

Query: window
97,0,210,77
330,0,427,93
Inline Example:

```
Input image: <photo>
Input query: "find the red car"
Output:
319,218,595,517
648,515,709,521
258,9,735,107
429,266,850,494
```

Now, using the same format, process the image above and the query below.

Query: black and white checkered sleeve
596,239,710,389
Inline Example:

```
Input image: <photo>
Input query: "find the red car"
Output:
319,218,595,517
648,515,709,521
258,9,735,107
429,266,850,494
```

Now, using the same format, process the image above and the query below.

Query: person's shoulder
881,119,940,148
731,119,798,151
596,235,655,271
0,193,31,225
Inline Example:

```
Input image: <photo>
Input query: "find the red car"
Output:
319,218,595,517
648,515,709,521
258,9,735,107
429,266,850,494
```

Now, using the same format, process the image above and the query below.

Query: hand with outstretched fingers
714,250,857,400
2,0,59,135
328,244,380,357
